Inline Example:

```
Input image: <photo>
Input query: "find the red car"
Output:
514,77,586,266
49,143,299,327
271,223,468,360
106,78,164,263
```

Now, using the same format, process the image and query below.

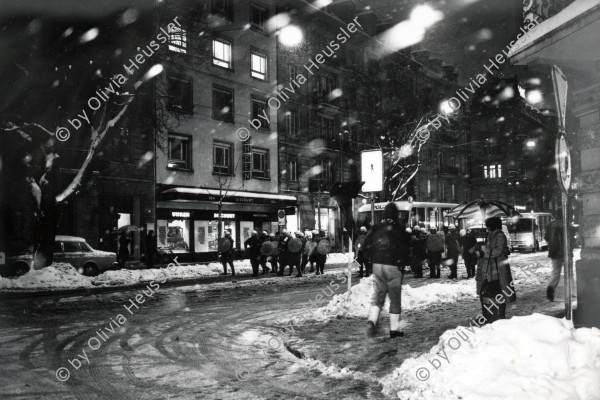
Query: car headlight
523,237,533,245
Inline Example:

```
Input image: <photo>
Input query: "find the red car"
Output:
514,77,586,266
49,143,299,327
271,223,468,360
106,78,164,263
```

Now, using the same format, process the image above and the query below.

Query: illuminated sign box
361,150,383,193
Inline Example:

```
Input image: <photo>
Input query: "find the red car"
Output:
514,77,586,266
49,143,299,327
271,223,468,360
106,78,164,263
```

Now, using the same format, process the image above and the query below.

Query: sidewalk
281,254,572,385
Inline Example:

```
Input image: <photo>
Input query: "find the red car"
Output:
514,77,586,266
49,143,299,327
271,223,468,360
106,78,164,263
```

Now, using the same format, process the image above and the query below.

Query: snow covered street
1,250,598,399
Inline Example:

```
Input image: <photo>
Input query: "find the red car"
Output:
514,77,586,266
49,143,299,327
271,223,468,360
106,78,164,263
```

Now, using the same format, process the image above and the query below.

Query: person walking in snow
362,202,410,338
355,226,371,277
300,231,313,275
268,232,279,274
427,229,443,279
475,217,515,324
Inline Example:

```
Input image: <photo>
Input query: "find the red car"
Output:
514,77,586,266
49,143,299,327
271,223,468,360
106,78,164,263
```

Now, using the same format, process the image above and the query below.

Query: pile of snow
308,276,478,321
0,263,95,290
381,314,600,400
0,253,352,292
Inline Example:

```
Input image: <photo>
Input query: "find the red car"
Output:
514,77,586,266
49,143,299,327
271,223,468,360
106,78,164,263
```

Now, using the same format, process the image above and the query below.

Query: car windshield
80,242,93,252
507,219,533,233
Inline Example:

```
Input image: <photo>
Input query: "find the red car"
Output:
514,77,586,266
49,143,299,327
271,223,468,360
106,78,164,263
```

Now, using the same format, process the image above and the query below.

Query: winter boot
546,286,555,301
366,306,380,337
389,313,404,338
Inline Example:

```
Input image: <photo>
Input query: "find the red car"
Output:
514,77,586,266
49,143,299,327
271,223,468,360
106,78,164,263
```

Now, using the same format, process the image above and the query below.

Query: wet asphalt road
0,269,374,400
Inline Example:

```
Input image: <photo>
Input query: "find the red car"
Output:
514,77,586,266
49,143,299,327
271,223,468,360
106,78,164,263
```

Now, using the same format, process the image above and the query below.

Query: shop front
156,187,297,262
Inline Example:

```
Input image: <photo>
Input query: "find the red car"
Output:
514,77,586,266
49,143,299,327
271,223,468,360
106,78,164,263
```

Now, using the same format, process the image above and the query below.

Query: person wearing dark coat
445,224,460,279
289,232,306,277
544,209,575,301
313,230,328,275
410,226,427,278
276,230,290,276
220,229,235,277
118,231,131,268
427,229,443,279
475,217,516,324
355,226,371,277
459,229,478,278
362,202,410,338
268,233,279,274
300,232,313,274
244,230,262,277
145,230,157,268
258,231,270,274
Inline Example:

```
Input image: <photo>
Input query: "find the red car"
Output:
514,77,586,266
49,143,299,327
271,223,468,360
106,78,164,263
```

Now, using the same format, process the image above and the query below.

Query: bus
358,201,459,231
502,212,552,252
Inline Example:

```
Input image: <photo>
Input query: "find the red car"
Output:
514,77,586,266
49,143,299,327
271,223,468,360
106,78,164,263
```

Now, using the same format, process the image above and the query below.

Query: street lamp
526,140,536,148
278,25,303,47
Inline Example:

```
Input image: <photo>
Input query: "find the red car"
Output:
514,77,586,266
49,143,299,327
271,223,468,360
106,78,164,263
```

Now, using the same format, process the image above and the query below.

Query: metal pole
347,236,352,293
317,192,322,231
562,192,572,320
370,192,375,228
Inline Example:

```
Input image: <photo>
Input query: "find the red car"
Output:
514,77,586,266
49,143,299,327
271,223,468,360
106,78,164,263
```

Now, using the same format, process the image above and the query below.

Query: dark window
213,87,234,122
289,157,298,182
53,242,63,253
317,114,335,143
212,0,233,20
288,63,297,81
251,148,269,178
212,38,232,69
286,110,298,135
64,242,81,253
213,141,233,175
250,3,268,28
168,25,187,53
168,134,191,170
251,51,267,80
167,75,193,112
251,98,269,130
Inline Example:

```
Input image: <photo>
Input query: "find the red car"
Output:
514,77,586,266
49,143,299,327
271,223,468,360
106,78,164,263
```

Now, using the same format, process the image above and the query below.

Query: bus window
507,218,534,233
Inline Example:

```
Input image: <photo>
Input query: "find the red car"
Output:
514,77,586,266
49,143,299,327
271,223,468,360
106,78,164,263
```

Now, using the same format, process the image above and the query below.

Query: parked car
4,235,118,277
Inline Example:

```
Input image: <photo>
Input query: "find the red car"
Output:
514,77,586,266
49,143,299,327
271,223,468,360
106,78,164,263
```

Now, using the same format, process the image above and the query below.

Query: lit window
212,39,232,69
168,25,187,53
427,180,431,197
490,166,496,178
251,52,267,80
497,164,502,178
483,166,488,178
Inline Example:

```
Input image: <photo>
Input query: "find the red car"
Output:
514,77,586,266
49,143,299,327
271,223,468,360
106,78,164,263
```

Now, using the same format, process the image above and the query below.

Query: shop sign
172,211,190,218
243,144,252,180
214,213,235,219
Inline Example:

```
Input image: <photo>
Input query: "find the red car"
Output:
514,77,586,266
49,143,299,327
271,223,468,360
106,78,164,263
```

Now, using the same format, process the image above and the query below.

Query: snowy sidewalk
279,251,598,399
0,253,355,295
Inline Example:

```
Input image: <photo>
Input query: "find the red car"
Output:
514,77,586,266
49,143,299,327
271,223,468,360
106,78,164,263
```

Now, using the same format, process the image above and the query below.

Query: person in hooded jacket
362,202,410,338
258,230,270,274
475,217,516,323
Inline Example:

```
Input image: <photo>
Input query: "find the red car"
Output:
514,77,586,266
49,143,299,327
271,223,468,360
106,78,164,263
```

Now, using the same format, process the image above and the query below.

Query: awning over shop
159,187,297,207
509,0,600,64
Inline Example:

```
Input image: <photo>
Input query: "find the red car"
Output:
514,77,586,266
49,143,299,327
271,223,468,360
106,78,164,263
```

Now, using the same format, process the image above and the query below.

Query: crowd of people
360,203,518,339
221,229,332,278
